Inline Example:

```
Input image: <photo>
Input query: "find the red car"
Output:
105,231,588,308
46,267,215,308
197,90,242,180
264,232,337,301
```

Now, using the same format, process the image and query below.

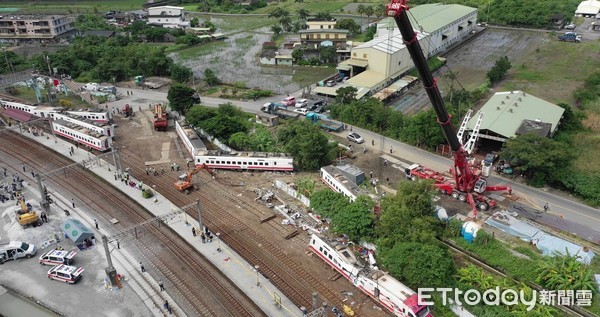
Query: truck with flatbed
261,102,300,119
306,112,344,131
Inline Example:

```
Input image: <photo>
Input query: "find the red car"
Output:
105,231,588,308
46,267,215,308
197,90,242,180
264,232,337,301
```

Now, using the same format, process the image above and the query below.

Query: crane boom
386,0,474,194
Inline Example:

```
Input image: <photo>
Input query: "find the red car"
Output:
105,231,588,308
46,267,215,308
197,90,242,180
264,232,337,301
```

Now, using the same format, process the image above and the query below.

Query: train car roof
53,119,108,139
312,234,360,266
199,150,291,158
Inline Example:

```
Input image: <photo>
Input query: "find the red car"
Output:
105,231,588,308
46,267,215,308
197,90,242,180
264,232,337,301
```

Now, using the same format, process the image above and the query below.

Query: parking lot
0,178,150,316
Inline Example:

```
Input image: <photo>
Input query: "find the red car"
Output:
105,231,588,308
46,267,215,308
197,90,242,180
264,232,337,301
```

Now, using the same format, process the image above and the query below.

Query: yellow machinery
14,198,40,228
174,164,212,194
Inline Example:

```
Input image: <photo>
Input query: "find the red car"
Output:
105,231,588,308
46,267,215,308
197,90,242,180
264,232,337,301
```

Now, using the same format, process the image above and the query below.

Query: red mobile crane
153,103,168,131
386,0,511,217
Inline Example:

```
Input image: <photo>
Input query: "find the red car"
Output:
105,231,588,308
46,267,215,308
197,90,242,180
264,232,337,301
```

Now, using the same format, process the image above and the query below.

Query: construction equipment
386,0,511,217
153,103,168,131
174,164,212,194
123,104,133,118
14,198,41,228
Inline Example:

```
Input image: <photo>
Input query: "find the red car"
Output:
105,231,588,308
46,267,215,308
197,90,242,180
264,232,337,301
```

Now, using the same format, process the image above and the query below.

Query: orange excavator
174,164,213,194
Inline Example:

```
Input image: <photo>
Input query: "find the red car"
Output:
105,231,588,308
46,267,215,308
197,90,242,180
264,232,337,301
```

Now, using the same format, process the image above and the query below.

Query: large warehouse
576,0,600,17
313,3,477,99
466,91,565,143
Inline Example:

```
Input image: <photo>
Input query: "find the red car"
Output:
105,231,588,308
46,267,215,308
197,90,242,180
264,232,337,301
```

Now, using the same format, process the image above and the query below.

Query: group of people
145,166,164,176
0,170,24,203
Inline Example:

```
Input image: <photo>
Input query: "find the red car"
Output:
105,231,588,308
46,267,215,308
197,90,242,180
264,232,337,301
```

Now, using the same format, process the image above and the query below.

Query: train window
274,162,277,165
238,162,241,165
319,247,323,252
259,162,263,166
324,250,328,256
328,254,332,260
226,161,231,165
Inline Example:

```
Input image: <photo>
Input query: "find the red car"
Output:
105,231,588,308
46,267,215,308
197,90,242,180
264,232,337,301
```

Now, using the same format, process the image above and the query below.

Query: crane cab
473,179,487,193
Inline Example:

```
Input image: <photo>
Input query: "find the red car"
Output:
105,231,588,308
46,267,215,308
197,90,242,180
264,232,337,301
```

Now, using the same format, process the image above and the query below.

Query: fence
274,179,310,207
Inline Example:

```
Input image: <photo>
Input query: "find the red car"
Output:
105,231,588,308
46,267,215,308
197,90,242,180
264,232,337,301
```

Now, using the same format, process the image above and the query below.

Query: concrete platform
7,125,301,317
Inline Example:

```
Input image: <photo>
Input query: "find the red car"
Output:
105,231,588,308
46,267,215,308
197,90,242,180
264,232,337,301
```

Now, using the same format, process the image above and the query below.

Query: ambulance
38,249,77,266
47,265,84,284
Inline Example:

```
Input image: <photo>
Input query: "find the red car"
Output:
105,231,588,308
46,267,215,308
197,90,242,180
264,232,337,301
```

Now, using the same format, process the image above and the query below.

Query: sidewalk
12,127,301,317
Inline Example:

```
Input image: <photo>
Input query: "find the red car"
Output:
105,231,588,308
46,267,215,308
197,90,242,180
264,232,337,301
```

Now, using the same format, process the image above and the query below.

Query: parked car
347,132,364,144
282,96,296,107
326,80,336,87
47,264,84,284
0,241,36,264
313,105,325,113
39,249,77,266
564,23,576,30
295,99,308,108
293,108,309,116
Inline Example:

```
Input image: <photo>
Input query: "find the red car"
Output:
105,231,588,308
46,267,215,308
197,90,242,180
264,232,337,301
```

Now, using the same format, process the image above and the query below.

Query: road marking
519,192,600,224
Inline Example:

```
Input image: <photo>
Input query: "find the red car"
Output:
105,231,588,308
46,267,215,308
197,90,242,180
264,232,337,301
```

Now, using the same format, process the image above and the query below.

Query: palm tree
364,5,374,24
375,4,386,19
535,250,597,293
357,5,366,28
296,8,310,20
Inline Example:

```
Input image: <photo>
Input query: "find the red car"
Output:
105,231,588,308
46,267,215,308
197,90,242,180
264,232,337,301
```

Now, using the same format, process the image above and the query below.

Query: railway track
442,239,595,317
120,150,351,313
0,131,264,317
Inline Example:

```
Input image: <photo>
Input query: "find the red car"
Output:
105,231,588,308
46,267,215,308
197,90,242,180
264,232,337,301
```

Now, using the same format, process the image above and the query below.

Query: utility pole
45,55,54,105
102,235,121,288
35,173,51,211
195,199,203,234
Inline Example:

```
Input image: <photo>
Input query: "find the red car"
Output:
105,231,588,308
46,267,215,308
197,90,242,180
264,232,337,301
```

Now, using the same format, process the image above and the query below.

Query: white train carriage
320,165,369,202
66,108,111,123
309,234,432,317
1,99,112,123
195,150,294,172
52,119,112,151
52,113,113,137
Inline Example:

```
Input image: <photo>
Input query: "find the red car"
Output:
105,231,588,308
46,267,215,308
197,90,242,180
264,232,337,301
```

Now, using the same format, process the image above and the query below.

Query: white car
347,132,364,144
47,264,84,284
293,108,309,116
39,249,77,266
295,99,308,108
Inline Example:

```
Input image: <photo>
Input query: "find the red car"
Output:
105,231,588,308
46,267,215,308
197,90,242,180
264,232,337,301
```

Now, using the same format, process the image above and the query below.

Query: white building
314,3,477,99
147,6,189,29
576,0,600,17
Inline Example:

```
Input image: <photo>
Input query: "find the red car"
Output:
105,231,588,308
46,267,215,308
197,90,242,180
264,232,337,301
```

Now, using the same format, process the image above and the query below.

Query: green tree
331,196,375,241
296,8,310,20
201,104,249,140
364,5,374,21
314,12,333,20
278,121,337,171
501,133,576,186
204,68,220,86
268,7,289,19
270,25,283,35
167,83,196,114
292,49,304,62
310,190,350,219
535,250,598,293
279,16,293,32
364,25,377,42
186,105,217,125
319,46,336,65
228,132,255,150
335,19,360,35
400,110,446,149
335,86,358,104
487,56,512,85
381,242,455,289
378,181,439,247
175,34,200,46
170,64,193,83
296,176,315,198
375,4,386,18
190,17,200,27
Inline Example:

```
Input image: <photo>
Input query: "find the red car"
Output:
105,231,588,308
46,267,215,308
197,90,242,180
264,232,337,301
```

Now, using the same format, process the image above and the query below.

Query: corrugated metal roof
408,3,477,33
354,31,428,55
466,91,565,139
346,70,386,89
375,3,477,38
346,59,369,67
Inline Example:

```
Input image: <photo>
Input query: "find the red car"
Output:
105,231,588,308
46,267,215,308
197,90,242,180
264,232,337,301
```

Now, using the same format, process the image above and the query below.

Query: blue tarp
485,211,595,264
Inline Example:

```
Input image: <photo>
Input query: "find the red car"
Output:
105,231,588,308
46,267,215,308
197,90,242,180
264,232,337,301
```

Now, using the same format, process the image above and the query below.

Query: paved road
101,85,600,244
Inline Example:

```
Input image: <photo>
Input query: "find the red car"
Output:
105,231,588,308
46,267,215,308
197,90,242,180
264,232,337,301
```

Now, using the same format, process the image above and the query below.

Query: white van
39,249,77,266
0,241,37,264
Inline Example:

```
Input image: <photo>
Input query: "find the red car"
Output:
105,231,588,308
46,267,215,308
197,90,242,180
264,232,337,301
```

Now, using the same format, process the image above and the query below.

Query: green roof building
466,91,565,142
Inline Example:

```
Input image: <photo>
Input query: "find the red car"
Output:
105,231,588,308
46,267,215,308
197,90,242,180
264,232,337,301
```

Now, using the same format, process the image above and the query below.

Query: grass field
189,14,275,33
499,38,600,174
0,0,146,14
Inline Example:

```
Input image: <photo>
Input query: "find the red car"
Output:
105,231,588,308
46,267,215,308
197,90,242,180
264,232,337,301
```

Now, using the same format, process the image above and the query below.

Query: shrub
142,188,154,198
